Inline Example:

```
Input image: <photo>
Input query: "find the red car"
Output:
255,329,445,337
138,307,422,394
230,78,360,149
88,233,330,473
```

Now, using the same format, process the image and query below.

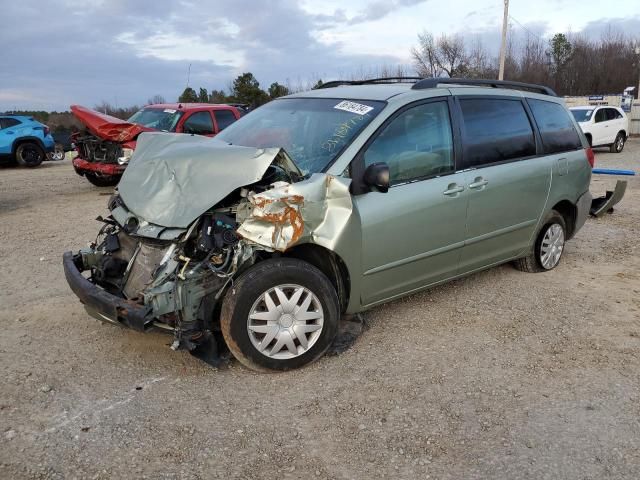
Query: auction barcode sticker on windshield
334,100,373,115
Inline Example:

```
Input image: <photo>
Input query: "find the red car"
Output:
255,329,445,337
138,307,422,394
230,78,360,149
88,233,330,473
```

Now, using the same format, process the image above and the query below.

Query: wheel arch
11,136,46,155
551,200,577,239
282,243,351,313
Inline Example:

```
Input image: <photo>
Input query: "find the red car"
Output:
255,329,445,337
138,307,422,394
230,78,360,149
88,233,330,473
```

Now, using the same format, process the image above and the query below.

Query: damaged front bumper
63,251,154,331
72,157,127,177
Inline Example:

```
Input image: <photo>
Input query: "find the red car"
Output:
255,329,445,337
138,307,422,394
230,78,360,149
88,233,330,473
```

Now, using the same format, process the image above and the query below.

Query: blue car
0,115,55,167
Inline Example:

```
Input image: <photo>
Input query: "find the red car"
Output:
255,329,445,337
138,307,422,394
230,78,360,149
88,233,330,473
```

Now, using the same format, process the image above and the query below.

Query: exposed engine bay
74,132,124,164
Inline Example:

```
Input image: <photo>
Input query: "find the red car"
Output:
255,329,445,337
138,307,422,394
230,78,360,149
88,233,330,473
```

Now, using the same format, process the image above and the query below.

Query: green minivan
63,78,593,371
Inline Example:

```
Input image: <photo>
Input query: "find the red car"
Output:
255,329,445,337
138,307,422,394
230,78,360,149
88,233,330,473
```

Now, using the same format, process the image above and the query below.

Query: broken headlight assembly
117,147,134,165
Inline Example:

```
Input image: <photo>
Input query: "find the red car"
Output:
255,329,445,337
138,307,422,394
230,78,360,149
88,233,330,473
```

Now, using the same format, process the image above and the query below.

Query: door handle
443,183,465,196
468,177,488,189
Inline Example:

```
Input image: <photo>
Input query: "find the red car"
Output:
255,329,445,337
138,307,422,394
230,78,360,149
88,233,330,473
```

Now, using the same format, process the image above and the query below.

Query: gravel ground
1,141,639,480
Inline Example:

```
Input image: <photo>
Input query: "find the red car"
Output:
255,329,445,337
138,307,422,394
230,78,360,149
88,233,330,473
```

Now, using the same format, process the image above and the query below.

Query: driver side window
363,101,454,185
595,109,607,123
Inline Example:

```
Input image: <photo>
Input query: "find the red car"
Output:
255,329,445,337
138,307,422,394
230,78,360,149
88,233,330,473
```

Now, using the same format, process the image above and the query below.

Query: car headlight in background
117,148,134,165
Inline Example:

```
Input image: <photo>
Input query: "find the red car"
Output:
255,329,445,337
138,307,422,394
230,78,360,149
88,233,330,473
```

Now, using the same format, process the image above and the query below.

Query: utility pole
636,46,640,100
498,0,509,80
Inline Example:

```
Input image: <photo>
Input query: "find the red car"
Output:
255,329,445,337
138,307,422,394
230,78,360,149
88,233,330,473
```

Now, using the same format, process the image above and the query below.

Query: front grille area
77,134,122,163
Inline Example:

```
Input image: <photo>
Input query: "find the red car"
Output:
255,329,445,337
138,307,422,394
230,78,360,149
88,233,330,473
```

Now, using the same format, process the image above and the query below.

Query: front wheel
85,173,120,187
610,132,625,153
220,258,339,372
15,142,44,167
513,210,567,273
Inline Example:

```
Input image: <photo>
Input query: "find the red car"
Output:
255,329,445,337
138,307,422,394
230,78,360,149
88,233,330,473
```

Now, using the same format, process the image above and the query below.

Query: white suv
570,106,629,153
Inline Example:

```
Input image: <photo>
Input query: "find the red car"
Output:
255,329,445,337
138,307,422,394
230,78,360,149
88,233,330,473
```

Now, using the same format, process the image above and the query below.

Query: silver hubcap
540,223,564,269
616,137,624,151
247,284,324,359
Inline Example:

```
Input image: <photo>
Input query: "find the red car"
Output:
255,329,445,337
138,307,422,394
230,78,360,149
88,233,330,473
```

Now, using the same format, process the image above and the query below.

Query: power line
508,14,545,42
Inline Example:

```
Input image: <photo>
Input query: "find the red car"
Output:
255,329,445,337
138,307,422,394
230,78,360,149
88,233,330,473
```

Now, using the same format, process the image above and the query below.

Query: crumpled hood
118,132,299,228
71,105,152,142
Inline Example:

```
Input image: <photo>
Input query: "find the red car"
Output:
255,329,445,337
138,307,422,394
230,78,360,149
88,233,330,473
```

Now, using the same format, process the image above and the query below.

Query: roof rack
411,78,557,96
317,77,423,89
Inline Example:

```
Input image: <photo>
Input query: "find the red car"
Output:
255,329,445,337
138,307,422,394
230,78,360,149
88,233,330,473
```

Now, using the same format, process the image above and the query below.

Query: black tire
14,142,44,167
220,258,340,372
513,210,567,273
609,132,625,153
85,173,120,187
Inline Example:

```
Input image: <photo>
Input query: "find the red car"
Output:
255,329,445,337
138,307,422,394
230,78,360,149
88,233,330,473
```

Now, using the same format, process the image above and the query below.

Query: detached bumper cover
63,251,153,331
72,157,126,176
574,190,592,236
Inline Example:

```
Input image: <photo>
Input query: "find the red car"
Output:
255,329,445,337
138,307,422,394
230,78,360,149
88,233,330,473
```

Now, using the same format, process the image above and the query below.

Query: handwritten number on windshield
321,115,368,153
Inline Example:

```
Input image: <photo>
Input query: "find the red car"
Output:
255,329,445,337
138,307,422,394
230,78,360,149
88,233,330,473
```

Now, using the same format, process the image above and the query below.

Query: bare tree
467,37,495,79
437,34,470,77
146,94,166,105
412,32,443,77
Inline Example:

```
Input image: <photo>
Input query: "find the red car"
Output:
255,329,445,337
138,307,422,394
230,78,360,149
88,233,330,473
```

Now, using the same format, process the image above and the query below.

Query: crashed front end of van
63,132,352,363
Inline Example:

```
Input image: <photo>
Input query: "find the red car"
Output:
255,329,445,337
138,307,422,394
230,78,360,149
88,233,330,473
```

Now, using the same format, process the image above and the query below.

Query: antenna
186,63,192,88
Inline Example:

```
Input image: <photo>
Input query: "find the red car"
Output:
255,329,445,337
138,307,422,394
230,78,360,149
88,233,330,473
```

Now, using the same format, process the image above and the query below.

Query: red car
71,103,244,186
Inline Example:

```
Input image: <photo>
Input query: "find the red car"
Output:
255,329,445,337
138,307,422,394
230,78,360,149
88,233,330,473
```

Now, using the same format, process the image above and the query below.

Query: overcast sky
0,0,638,111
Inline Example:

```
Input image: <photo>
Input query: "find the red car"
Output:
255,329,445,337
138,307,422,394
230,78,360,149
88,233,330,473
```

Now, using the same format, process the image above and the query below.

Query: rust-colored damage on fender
236,173,352,252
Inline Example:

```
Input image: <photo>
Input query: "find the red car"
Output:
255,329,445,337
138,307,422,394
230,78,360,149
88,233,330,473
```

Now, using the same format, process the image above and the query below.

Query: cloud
0,0,402,110
576,15,640,39
0,1,638,111
345,0,428,25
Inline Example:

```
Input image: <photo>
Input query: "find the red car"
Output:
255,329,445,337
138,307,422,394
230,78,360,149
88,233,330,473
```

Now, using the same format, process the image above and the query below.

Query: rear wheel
85,173,120,187
220,258,339,372
514,210,567,273
14,142,44,167
610,132,625,153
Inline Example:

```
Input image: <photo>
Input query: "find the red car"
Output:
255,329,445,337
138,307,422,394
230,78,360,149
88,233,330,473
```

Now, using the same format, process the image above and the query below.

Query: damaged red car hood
71,105,153,142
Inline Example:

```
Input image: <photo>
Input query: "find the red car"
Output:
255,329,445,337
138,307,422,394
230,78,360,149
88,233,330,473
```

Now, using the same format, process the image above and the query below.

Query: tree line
177,72,326,108
412,30,640,96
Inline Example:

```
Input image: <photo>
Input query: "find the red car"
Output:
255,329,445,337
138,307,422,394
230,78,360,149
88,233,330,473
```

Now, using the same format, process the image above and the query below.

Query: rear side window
213,109,237,131
606,108,622,120
182,111,214,135
459,98,536,167
0,118,21,129
527,99,582,154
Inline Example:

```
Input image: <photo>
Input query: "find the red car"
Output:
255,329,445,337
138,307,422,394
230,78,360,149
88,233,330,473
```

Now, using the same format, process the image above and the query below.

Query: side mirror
363,162,390,193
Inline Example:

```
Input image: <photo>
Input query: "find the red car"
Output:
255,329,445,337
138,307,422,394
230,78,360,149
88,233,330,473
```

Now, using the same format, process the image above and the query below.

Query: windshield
216,98,385,174
571,109,593,122
128,108,184,131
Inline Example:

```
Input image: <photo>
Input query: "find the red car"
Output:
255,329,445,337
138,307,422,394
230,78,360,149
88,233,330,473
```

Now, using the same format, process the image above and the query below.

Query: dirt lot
1,141,639,480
